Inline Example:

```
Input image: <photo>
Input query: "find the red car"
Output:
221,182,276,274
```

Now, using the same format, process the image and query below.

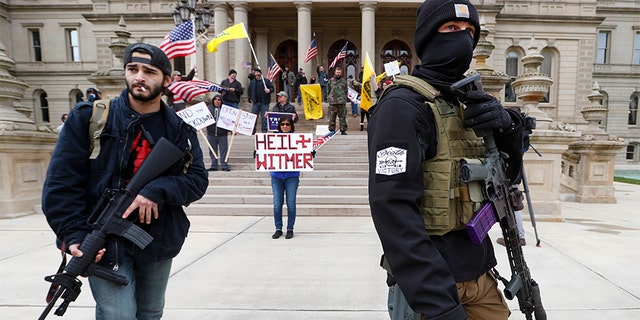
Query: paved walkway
1,183,639,319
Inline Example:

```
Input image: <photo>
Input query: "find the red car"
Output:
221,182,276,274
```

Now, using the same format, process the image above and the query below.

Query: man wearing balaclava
368,1,530,319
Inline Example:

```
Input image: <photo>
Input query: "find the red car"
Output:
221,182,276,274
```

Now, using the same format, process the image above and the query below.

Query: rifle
451,75,546,320
39,137,185,319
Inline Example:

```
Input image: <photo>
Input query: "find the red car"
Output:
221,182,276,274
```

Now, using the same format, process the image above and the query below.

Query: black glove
462,91,512,132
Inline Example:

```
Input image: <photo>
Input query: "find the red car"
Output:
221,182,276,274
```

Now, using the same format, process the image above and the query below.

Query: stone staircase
185,112,371,217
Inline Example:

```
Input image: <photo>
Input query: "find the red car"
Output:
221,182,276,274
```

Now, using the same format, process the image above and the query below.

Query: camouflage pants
328,103,348,132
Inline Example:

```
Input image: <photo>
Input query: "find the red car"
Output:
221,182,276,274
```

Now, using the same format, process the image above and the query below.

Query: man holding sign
206,94,231,171
266,91,298,131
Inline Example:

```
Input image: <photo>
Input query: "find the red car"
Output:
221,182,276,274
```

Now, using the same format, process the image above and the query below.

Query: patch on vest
376,146,407,176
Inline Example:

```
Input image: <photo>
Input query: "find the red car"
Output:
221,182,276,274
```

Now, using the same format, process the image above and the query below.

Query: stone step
184,203,371,216
207,185,368,195
208,170,368,179
208,177,368,186
199,194,369,205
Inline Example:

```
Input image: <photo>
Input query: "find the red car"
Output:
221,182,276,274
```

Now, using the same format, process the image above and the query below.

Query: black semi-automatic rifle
39,137,185,319
451,75,546,320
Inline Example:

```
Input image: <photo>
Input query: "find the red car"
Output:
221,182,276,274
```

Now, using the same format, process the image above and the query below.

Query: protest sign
218,104,257,136
384,60,401,77
175,102,215,130
266,112,296,131
254,133,314,172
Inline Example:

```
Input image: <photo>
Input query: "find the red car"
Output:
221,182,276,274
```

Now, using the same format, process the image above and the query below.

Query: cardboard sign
175,102,215,130
266,112,296,131
254,133,314,172
384,60,401,77
217,104,257,136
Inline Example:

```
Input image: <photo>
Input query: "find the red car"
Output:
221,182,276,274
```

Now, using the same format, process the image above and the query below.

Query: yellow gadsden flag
360,52,376,111
300,84,323,120
207,23,248,53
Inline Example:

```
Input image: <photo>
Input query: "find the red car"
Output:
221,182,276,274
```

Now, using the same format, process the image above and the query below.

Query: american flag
168,79,225,102
160,20,196,60
304,37,318,63
266,53,282,82
313,131,337,151
329,41,348,69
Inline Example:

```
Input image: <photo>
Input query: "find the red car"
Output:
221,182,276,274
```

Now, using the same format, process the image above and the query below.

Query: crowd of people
44,1,536,319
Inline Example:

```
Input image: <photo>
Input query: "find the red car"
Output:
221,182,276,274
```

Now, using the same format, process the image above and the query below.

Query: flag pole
199,129,218,159
225,111,243,163
241,23,268,90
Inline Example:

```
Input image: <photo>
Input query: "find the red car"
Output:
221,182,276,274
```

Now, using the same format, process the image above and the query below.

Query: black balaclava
412,0,481,96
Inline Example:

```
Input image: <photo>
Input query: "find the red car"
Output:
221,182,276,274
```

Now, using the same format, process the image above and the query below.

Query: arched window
629,92,639,126
504,50,520,102
38,91,50,123
540,48,555,103
380,40,412,76
626,143,639,161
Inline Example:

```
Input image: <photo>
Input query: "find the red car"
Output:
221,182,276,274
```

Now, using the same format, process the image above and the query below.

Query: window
596,31,610,64
29,29,42,62
66,29,80,62
540,49,553,103
504,51,519,102
630,93,639,126
39,92,50,123
626,145,636,161
634,32,640,65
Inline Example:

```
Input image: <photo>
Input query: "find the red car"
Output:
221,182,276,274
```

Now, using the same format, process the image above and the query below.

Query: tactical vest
387,75,486,236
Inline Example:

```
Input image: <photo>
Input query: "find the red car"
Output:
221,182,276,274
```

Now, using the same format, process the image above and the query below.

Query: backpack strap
388,74,440,102
88,99,111,160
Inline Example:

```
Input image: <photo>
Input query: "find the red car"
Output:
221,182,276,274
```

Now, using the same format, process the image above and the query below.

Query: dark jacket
368,84,524,319
220,78,243,104
271,102,298,123
248,77,275,104
207,104,229,136
42,89,208,266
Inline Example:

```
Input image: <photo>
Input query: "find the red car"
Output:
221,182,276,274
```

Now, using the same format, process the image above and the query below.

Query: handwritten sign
384,60,401,77
175,102,215,130
217,104,257,136
254,133,314,172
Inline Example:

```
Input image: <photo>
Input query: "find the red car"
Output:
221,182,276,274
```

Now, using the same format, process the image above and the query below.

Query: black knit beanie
414,0,480,58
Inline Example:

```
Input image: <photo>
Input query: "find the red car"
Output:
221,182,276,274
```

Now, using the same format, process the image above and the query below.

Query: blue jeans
251,102,269,133
207,134,228,169
89,246,173,320
271,176,299,231
350,101,359,115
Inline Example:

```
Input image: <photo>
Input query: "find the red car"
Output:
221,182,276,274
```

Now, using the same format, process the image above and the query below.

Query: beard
127,81,165,102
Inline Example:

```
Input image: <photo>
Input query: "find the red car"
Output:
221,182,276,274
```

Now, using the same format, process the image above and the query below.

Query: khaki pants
389,271,509,320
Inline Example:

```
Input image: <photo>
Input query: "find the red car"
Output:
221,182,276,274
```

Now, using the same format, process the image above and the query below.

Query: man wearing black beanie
368,0,529,319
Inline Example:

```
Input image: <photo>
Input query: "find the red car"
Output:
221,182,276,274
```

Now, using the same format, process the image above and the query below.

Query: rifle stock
40,137,185,319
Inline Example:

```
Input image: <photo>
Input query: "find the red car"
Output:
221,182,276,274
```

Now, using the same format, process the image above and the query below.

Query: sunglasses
213,98,222,101
280,123,292,126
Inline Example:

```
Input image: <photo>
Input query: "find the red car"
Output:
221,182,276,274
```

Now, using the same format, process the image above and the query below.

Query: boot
360,123,364,131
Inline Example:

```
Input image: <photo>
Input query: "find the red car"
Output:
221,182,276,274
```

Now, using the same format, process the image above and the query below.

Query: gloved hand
462,91,512,132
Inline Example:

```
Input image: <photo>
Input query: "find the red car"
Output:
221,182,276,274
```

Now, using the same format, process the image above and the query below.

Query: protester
166,67,197,111
271,91,298,123
86,88,102,102
367,1,530,319
247,68,275,133
206,94,230,171
270,116,300,239
317,65,329,101
42,42,208,319
326,66,348,135
220,69,243,109
282,66,295,101
56,113,67,133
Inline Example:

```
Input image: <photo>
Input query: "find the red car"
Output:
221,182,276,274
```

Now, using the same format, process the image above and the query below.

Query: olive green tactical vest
388,75,486,236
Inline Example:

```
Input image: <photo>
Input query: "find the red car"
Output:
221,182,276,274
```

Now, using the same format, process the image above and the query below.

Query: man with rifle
367,0,544,319
42,43,209,319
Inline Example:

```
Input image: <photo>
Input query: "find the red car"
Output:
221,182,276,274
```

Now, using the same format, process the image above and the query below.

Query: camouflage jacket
327,76,347,104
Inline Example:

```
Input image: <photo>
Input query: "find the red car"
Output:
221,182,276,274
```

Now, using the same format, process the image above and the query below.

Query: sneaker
496,237,526,246
285,230,294,239
272,230,283,239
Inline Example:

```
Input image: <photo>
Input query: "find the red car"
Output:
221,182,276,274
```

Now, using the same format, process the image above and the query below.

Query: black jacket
368,85,519,319
43,89,208,266
248,77,274,104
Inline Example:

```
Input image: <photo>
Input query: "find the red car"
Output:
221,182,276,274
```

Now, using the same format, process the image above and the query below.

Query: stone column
511,37,580,221
564,82,625,203
360,2,377,68
296,2,312,72
0,40,58,218
88,17,130,99
213,3,229,83
233,2,251,90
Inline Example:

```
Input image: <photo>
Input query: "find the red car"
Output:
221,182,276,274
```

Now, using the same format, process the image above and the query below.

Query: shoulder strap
388,74,440,102
89,99,111,160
